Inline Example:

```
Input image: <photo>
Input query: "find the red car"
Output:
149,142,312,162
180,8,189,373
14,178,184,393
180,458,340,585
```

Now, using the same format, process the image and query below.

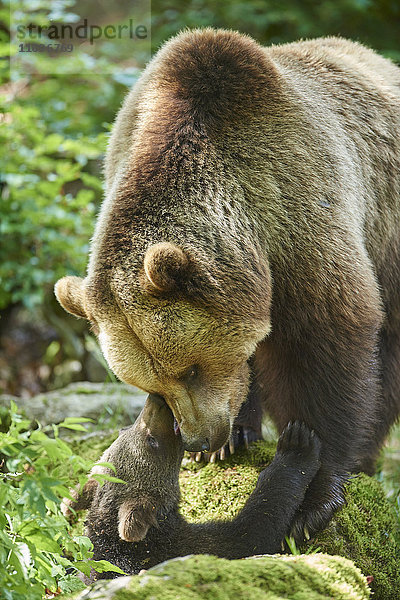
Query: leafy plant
0,402,124,600
0,0,142,312
0,108,106,310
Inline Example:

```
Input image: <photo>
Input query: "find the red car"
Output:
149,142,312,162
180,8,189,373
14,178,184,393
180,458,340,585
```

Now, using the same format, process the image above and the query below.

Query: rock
314,474,400,600
0,382,146,427
69,576,132,599
68,553,370,599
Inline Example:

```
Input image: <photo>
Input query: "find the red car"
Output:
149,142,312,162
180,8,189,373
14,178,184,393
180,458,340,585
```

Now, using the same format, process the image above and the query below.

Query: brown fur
55,29,400,538
141,242,191,294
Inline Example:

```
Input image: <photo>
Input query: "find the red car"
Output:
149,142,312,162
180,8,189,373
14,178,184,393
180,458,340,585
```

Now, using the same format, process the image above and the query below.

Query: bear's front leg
288,466,349,542
249,420,322,553
255,284,384,542
193,420,322,558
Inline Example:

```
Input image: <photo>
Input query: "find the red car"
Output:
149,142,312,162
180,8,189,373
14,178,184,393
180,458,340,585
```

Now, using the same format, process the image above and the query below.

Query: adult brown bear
55,29,400,540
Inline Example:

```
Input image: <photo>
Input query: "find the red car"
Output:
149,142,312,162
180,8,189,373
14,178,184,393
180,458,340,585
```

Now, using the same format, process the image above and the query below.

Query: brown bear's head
55,28,275,454
55,242,271,453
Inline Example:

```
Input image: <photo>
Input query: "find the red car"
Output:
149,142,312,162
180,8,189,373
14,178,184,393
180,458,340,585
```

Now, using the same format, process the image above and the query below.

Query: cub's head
55,242,270,453
84,394,183,544
108,391,183,478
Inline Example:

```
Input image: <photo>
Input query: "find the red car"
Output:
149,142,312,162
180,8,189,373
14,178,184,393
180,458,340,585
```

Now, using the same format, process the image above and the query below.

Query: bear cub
64,395,321,580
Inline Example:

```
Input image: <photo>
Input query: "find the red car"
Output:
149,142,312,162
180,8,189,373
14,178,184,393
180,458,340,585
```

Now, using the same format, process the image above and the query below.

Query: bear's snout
181,421,231,453
182,435,210,453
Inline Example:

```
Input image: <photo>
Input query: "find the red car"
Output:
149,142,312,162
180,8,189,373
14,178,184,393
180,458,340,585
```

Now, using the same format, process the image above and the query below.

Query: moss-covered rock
177,441,399,600
70,554,370,600
179,441,275,521
314,475,400,600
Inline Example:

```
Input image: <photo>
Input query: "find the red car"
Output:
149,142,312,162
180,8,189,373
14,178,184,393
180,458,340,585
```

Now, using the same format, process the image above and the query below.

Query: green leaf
58,417,93,432
22,530,61,554
93,461,117,474
91,473,127,485
59,417,94,424
74,559,126,575
57,423,88,432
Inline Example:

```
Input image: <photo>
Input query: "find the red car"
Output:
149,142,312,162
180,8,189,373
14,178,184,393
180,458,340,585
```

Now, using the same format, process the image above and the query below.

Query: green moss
311,474,400,600
179,442,399,600
180,463,260,521
107,554,368,600
180,441,275,521
181,465,258,521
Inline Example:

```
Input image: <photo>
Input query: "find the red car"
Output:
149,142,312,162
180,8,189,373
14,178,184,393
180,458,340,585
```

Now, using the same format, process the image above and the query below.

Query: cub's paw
277,421,321,469
257,422,321,492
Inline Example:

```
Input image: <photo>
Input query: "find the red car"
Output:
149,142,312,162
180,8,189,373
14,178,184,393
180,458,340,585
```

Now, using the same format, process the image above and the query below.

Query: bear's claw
288,471,348,543
277,421,321,459
189,425,262,462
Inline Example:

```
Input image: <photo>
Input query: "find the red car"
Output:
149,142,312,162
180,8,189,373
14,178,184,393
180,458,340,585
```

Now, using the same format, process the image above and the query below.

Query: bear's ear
118,498,159,542
54,276,88,319
142,242,190,294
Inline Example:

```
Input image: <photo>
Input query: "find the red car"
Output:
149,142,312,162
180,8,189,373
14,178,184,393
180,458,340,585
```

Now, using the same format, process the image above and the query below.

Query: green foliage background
0,404,124,600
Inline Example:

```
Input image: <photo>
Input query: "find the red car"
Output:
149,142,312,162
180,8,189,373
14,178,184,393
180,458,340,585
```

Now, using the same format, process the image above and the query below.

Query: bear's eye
182,365,199,383
147,434,159,449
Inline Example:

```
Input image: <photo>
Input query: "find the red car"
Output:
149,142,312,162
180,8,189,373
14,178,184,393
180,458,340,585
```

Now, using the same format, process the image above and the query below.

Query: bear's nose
182,436,210,453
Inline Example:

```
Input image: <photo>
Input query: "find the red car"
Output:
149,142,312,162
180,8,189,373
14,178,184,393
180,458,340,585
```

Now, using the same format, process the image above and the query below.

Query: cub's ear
118,498,159,542
142,242,190,294
54,276,88,319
